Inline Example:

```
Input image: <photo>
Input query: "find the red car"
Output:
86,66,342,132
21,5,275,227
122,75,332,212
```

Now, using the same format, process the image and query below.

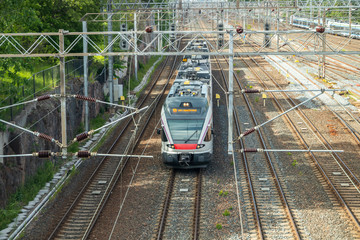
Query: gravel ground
88,57,176,239
21,24,360,240
236,54,359,239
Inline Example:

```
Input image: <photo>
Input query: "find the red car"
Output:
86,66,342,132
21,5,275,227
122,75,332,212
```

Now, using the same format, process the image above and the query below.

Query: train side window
161,128,168,142
204,128,212,141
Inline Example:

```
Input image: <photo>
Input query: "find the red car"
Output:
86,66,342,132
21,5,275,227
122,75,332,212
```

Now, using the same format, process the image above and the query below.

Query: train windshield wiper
185,130,198,143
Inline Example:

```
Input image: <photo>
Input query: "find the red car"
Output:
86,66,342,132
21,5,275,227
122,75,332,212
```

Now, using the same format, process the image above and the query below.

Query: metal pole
228,31,234,155
108,5,114,103
322,11,326,78
276,1,279,51
134,12,138,81
158,10,161,51
349,5,352,41
83,21,89,132
59,29,67,157
241,148,344,153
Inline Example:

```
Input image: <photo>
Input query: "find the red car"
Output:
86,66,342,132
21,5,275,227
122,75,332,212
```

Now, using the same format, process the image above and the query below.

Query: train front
160,82,213,168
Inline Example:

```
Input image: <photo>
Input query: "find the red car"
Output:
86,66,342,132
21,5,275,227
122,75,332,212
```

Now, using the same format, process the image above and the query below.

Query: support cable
73,94,137,110
241,148,344,153
70,106,149,144
0,152,152,159
235,89,325,140
0,118,62,147
0,94,56,111
241,88,344,93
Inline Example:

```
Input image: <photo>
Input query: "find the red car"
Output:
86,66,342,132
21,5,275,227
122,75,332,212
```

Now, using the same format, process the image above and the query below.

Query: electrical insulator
37,95,51,101
316,26,325,33
75,95,96,102
145,26,153,33
77,151,91,158
38,151,51,158
76,132,89,142
236,26,243,34
38,133,53,142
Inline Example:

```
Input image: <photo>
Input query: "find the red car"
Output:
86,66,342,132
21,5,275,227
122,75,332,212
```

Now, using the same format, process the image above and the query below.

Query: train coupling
179,154,191,166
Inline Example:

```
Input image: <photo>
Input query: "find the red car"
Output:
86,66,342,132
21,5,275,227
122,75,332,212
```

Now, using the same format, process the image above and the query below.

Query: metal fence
0,59,107,122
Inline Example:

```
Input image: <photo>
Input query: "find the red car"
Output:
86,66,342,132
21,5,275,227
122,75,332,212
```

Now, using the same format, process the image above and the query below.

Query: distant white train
290,16,360,39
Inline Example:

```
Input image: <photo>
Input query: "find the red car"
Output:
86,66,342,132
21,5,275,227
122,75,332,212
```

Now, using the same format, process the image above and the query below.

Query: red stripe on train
174,144,197,150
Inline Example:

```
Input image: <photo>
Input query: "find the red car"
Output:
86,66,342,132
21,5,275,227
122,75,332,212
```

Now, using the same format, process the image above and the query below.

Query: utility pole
108,2,114,103
134,11,138,81
59,29,67,158
228,31,234,155
349,4,352,41
158,10,161,51
276,0,280,51
322,11,326,78
82,21,89,132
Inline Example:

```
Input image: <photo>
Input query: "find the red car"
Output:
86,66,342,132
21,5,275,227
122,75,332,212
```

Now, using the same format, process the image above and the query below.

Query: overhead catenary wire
71,105,149,144
0,118,62,147
0,94,55,111
241,148,344,153
235,89,325,140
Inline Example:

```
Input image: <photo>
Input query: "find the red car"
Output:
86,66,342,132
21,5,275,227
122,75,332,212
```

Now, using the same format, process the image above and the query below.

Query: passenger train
159,40,213,168
290,16,360,39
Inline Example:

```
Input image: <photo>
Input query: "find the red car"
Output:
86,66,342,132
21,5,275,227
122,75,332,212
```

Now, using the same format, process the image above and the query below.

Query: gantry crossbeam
0,30,359,58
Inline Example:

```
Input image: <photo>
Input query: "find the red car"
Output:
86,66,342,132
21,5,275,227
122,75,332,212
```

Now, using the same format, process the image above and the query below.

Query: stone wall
0,80,104,208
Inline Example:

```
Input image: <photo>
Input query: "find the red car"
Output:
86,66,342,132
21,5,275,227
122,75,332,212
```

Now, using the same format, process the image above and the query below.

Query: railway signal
120,23,128,50
218,22,224,48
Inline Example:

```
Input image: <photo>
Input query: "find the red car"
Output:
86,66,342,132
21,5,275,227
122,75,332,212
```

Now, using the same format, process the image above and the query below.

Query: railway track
213,54,301,239
234,40,360,235
242,34,360,143
48,54,179,239
155,169,202,240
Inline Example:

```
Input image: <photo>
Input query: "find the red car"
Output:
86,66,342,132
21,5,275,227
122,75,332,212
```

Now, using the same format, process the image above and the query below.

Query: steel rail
250,52,360,190
237,43,360,230
47,54,175,239
244,36,360,189
213,55,264,240
193,169,202,240
83,56,180,239
156,170,176,240
223,54,302,239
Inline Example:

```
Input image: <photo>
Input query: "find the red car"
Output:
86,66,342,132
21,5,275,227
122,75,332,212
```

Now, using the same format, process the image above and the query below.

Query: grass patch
90,113,109,130
0,161,55,230
223,209,230,216
216,223,222,230
123,56,162,99
218,190,228,197
67,142,79,153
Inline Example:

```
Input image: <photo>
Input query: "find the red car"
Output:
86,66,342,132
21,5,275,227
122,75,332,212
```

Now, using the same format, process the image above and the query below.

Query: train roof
168,80,209,99
163,80,210,118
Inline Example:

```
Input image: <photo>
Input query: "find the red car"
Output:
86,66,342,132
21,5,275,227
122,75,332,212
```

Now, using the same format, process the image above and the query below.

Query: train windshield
167,119,204,141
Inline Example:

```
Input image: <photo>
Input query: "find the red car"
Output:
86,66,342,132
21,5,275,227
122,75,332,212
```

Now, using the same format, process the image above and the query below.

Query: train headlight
197,144,205,149
167,144,175,149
